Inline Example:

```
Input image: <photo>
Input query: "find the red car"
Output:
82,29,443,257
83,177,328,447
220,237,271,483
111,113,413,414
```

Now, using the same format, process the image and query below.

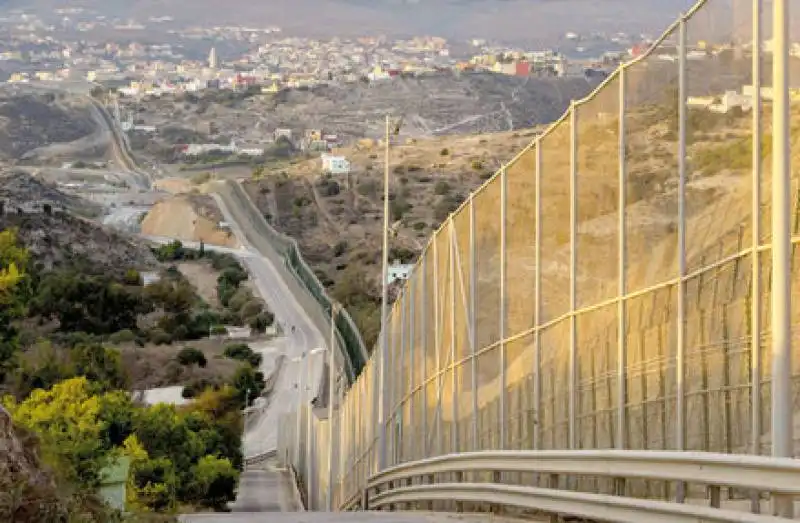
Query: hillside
242,127,542,346
0,90,96,162
124,73,598,165
0,171,155,271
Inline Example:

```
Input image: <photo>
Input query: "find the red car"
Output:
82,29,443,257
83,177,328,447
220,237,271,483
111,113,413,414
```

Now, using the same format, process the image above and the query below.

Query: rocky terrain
0,171,158,271
0,406,71,522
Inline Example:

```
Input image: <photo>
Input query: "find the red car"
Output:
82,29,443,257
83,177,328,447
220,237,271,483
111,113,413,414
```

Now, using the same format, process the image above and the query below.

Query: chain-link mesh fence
278,0,800,511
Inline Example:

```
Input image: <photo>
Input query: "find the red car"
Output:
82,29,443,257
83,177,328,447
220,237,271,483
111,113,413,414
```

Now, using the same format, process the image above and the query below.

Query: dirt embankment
140,195,240,248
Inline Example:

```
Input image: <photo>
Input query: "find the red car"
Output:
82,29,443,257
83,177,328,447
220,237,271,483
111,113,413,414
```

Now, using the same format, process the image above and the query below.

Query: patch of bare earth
140,194,239,247
118,338,245,391
177,261,221,307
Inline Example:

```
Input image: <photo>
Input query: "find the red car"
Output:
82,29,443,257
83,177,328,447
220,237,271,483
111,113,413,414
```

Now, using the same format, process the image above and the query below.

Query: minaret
208,47,218,69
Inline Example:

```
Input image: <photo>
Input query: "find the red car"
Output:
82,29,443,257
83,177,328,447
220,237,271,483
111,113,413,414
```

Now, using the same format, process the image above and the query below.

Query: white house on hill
321,154,350,174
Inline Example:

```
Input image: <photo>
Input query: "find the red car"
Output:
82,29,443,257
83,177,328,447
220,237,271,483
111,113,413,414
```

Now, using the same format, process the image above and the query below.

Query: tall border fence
216,180,368,382
280,0,800,512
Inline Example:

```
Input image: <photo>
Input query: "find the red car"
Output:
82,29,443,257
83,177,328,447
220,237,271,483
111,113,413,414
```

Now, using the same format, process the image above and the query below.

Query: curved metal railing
345,450,800,521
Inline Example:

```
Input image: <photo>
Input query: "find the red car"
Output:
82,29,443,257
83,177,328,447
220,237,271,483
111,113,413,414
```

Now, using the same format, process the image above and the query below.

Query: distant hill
2,0,696,42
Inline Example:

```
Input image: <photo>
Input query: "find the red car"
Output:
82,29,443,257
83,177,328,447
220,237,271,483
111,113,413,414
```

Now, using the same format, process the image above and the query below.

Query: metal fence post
421,255,429,457
449,218,459,452
433,237,442,455
569,102,578,451
469,195,479,451
676,13,688,502
617,66,628,450
409,276,416,461
534,142,542,451
399,295,407,463
327,305,337,511
500,167,508,450
750,0,763,471
771,0,793,517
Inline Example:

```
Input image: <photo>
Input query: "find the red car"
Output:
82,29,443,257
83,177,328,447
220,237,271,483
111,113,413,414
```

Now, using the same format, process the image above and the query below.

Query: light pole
293,353,306,468
771,0,792,517
305,347,324,509
327,304,337,511
378,113,403,472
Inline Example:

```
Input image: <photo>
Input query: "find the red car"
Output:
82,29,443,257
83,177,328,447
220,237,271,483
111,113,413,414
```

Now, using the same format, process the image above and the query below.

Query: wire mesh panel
503,144,538,452
321,0,800,510
472,176,503,451
452,206,474,453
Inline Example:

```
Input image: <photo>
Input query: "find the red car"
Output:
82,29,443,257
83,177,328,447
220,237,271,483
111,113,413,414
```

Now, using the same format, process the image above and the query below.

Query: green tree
32,272,148,334
176,347,207,368
0,228,29,381
3,377,108,487
230,365,265,407
223,343,261,367
186,456,239,509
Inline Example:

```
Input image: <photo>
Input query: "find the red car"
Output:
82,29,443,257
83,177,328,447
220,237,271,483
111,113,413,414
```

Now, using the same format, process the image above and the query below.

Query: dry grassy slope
0,92,94,161
243,128,543,287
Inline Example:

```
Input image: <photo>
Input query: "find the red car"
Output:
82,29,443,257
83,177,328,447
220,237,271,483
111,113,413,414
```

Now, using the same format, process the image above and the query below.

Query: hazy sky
4,0,744,43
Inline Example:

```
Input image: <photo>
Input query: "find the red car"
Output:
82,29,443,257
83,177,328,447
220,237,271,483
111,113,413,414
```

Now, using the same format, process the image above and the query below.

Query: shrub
187,456,239,509
440,148,449,156
147,328,172,345
434,194,462,222
191,171,213,184
230,365,266,407
124,268,142,286
333,240,348,257
176,347,207,368
109,329,136,344
248,312,274,333
223,343,261,368
413,221,427,231
434,181,451,195
317,179,341,197
239,299,263,320
471,160,484,171
390,196,412,220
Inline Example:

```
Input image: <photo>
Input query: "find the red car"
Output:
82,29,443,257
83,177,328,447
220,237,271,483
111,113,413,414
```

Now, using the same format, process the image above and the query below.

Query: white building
387,260,414,285
274,128,293,141
321,154,350,174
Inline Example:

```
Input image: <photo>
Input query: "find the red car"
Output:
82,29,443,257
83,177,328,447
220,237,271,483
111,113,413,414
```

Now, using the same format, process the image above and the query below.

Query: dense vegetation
4,378,242,516
151,240,274,332
0,229,269,520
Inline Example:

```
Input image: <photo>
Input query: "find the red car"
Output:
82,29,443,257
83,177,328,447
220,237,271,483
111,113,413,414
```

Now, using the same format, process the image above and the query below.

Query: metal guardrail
345,450,800,521
244,449,277,467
